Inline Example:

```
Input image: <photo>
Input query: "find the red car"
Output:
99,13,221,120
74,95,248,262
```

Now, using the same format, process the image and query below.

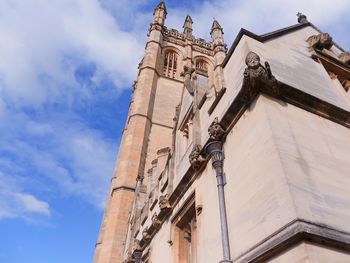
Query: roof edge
222,22,345,68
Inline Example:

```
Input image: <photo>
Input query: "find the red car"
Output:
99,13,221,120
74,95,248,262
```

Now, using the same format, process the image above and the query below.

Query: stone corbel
142,228,151,242
151,213,162,230
242,51,279,106
158,194,172,213
189,144,206,170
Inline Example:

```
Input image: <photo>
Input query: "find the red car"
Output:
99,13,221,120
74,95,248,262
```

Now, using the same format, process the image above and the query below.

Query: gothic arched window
195,59,208,73
164,50,178,78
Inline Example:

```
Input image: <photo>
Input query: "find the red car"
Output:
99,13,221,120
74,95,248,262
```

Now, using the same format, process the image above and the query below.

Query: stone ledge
233,219,350,263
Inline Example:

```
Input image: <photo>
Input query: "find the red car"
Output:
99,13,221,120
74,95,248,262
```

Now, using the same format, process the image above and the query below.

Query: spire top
297,12,308,23
152,1,167,27
183,15,193,28
155,1,167,12
211,19,223,34
183,15,193,38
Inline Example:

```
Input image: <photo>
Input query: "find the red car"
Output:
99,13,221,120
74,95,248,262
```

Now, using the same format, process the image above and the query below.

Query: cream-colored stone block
269,242,350,262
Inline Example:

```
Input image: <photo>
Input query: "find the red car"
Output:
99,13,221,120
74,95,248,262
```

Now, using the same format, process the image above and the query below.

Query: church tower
94,2,350,263
93,2,224,262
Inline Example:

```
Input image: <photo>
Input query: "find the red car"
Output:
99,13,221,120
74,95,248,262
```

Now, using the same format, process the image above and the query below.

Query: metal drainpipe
205,140,233,263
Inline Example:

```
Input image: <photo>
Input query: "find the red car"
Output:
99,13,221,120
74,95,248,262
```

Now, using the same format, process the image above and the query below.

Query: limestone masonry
93,2,350,263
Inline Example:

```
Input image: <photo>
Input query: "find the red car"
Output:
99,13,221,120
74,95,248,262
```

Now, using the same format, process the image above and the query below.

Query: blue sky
0,0,349,262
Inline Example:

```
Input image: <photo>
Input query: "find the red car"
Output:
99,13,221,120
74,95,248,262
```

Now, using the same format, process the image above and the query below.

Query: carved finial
211,19,223,34
208,117,225,141
210,19,225,54
152,1,167,27
297,12,308,23
189,144,206,170
183,15,193,38
155,1,167,13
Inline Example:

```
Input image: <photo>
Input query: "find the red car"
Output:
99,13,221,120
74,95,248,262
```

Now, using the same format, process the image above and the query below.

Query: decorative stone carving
306,33,333,50
182,65,195,95
142,228,151,242
208,117,225,141
189,144,205,169
338,52,350,66
242,51,279,105
151,213,162,229
158,194,171,212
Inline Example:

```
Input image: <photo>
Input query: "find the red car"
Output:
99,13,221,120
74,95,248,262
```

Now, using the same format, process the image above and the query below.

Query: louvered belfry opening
164,50,178,78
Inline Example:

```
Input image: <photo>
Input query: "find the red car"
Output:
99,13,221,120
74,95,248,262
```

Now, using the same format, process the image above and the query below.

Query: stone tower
94,3,350,263
93,2,225,262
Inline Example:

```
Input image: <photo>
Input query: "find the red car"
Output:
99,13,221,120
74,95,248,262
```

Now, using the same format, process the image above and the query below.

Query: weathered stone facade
94,2,350,263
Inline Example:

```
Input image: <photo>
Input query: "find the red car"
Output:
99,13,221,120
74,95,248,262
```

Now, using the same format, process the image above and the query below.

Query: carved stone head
142,228,151,241
189,144,205,169
245,51,260,69
208,117,225,141
151,213,161,229
159,195,171,211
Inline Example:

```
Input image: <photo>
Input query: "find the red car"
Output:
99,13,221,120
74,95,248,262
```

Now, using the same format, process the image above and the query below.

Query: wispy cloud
0,172,50,219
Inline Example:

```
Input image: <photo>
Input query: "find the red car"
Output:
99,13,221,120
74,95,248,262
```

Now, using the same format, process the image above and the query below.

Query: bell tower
93,2,226,262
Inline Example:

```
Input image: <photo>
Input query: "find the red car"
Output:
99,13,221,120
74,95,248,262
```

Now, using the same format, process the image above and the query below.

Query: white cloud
14,193,50,216
0,0,143,108
0,172,50,219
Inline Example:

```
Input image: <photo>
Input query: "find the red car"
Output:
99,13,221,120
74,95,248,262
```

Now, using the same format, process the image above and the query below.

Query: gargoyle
151,213,161,229
158,195,171,213
189,144,206,169
208,117,225,141
242,51,279,106
306,33,333,50
142,228,151,242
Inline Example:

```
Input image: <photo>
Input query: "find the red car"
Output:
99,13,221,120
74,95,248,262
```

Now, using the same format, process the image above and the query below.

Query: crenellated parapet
163,26,214,55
